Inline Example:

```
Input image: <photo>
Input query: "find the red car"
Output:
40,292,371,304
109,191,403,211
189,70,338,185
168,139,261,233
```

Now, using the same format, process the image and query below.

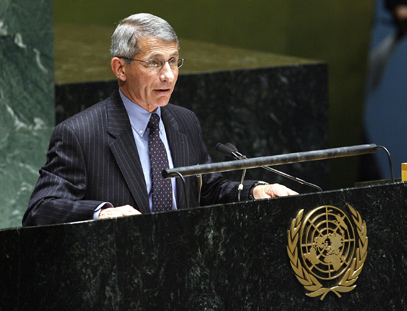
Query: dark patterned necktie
148,113,173,212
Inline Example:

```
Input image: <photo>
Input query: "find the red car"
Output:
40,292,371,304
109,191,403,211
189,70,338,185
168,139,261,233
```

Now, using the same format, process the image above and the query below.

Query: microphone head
225,142,238,152
216,143,235,157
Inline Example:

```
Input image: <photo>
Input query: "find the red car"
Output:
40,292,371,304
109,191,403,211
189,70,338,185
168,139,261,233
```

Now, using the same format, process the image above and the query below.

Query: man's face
120,37,179,112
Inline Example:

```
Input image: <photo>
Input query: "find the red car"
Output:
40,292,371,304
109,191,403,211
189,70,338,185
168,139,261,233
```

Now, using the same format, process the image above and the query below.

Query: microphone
216,142,322,192
225,143,246,159
215,143,235,158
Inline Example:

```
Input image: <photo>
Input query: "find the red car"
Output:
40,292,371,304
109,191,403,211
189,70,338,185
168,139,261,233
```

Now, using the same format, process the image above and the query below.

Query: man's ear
111,57,127,82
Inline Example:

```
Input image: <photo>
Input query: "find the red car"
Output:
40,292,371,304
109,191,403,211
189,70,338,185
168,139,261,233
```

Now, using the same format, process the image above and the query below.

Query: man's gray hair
110,13,179,59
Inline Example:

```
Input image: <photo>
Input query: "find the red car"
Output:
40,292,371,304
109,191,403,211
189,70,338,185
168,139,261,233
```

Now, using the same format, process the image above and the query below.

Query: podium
1,182,405,310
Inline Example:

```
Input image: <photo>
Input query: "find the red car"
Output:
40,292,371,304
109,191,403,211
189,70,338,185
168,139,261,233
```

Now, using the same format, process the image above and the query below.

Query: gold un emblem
287,204,368,300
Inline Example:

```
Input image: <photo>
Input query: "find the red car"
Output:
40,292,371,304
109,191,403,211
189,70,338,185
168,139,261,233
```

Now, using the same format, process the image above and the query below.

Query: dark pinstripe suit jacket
23,90,255,226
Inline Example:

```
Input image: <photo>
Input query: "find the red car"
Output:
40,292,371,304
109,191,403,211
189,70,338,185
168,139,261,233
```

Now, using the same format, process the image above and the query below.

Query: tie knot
148,113,160,130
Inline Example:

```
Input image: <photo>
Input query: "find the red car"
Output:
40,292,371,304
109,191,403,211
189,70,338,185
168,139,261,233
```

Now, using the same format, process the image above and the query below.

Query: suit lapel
106,91,150,214
161,106,190,209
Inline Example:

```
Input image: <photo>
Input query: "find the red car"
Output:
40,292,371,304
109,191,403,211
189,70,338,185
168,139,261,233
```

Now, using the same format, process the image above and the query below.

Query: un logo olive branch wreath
287,204,368,300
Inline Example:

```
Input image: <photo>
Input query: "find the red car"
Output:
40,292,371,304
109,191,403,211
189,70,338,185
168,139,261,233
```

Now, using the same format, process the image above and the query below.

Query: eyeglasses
120,57,184,70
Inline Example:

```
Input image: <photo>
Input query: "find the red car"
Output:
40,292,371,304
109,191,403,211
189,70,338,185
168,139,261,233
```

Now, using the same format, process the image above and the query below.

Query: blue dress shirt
119,90,177,212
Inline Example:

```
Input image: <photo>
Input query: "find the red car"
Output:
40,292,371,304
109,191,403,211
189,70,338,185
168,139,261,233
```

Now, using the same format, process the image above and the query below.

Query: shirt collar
119,89,162,138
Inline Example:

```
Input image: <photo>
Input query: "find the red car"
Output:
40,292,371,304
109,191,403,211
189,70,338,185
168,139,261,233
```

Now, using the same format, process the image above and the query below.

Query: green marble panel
0,0,54,229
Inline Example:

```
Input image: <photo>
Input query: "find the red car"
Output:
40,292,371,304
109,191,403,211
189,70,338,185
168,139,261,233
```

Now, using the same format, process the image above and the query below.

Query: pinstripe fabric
23,89,255,226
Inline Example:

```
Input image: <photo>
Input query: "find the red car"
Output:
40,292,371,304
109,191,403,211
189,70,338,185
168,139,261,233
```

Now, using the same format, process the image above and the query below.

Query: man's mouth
155,88,171,93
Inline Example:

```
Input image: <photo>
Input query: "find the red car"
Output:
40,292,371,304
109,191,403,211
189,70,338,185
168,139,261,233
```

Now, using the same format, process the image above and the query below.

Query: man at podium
22,13,297,226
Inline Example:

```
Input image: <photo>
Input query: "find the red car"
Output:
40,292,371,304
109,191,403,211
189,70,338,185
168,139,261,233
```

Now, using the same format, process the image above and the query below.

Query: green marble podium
0,182,405,310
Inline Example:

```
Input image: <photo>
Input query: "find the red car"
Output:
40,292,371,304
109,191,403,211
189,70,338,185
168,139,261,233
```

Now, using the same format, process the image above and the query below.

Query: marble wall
0,0,54,229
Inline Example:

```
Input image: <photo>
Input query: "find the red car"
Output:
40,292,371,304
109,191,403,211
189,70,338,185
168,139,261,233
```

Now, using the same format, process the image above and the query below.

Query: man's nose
159,62,175,82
